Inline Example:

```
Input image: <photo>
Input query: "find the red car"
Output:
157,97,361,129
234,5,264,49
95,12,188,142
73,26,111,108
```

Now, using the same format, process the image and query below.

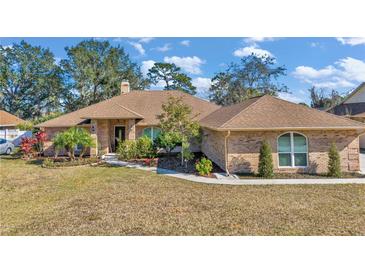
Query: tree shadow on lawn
0,155,22,160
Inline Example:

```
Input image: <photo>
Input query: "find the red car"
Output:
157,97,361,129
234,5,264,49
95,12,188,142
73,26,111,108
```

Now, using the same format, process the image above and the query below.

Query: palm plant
77,128,95,158
52,127,94,160
53,133,66,159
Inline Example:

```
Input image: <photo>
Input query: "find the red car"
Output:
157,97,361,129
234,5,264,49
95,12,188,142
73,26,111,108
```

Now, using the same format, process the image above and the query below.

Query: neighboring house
0,110,25,130
37,82,365,174
0,110,31,145
327,82,365,149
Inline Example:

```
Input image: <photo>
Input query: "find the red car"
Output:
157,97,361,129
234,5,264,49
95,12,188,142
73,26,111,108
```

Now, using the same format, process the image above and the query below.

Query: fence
0,129,32,146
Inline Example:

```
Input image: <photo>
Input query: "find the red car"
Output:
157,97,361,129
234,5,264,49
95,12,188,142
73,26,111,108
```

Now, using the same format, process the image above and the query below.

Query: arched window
143,127,161,141
278,132,308,167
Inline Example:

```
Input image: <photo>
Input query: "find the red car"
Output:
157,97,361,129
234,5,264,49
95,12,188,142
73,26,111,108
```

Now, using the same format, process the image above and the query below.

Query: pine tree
328,143,341,177
258,140,274,178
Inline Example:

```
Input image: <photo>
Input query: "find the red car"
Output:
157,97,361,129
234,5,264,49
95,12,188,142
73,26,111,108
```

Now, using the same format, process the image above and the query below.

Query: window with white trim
278,132,308,167
143,127,161,141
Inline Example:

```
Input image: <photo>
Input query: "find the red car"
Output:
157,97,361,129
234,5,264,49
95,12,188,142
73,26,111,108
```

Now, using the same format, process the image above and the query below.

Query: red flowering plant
20,137,37,159
19,131,47,158
34,131,47,155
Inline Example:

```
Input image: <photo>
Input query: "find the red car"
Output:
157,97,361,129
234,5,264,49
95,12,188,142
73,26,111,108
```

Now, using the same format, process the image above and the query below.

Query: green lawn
1,158,365,235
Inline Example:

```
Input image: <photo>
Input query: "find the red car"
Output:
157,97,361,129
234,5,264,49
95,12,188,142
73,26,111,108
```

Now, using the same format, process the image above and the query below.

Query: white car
0,138,15,155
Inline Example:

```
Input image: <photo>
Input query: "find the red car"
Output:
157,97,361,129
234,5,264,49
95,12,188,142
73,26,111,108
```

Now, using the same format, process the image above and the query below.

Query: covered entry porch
90,118,159,156
90,118,138,156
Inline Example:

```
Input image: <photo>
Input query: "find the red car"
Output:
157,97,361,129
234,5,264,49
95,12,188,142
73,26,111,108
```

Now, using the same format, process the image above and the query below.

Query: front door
114,126,125,151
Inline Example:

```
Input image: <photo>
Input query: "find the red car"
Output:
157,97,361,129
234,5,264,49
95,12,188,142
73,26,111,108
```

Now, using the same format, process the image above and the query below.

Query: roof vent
121,81,130,94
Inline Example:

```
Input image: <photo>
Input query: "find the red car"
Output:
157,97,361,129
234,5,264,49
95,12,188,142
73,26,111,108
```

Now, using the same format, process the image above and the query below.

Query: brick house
37,82,220,157
36,82,365,174
0,110,25,130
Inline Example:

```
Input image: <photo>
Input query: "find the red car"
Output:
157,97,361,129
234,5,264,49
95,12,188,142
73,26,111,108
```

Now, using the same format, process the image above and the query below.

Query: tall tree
308,86,343,109
147,63,196,95
0,41,65,119
158,96,200,166
209,54,288,106
61,40,149,111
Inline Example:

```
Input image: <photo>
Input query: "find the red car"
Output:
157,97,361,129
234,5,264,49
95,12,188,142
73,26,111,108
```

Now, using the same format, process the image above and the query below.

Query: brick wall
202,128,362,174
43,126,92,157
201,128,227,170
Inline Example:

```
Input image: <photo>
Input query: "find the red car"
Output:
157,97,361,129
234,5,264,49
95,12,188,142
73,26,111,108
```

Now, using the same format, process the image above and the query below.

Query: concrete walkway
104,159,365,185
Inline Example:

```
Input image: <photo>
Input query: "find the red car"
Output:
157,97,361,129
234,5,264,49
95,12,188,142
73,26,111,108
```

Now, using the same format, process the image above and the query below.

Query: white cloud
279,92,306,104
126,37,154,43
292,57,365,89
336,37,365,46
244,37,275,44
180,40,190,47
233,46,274,58
192,77,211,90
93,37,108,41
129,41,145,55
1,45,13,49
293,65,337,79
163,56,205,74
141,60,156,76
309,42,325,49
336,57,365,82
155,43,172,52
138,37,154,43
192,77,212,98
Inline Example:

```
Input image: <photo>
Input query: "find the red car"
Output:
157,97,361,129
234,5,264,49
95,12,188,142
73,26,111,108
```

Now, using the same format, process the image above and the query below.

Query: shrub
117,140,138,160
42,158,54,168
33,112,63,125
178,141,194,167
195,157,213,176
17,121,33,131
258,140,274,178
155,131,181,155
76,128,95,158
42,157,99,168
53,133,66,158
117,137,157,160
328,142,341,178
34,131,47,154
20,137,37,158
136,136,155,158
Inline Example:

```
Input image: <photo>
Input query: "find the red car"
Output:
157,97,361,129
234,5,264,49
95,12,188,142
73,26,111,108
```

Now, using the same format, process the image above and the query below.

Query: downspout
224,130,231,175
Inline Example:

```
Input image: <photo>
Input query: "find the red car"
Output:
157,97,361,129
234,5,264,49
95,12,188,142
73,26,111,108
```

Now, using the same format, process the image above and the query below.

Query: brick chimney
121,81,130,94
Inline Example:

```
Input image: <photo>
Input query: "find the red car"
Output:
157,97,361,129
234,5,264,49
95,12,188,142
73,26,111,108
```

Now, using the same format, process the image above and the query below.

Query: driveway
360,151,365,174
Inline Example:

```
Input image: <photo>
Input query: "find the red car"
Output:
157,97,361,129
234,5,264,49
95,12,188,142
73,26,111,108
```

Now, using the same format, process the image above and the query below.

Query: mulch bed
39,157,101,168
157,153,224,174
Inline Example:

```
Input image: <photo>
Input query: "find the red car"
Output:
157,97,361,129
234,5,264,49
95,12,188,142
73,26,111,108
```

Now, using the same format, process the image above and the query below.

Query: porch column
96,119,110,155
126,119,136,140
90,120,98,156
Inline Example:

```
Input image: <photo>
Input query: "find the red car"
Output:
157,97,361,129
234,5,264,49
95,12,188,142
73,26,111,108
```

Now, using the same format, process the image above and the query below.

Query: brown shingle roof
36,90,220,127
0,110,25,126
200,95,365,130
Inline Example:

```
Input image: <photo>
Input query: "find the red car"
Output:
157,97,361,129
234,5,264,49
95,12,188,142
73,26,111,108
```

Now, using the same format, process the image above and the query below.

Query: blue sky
1,37,364,104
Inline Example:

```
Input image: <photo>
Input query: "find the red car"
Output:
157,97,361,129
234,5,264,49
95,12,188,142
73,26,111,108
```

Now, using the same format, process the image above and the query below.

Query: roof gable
0,110,25,126
200,95,365,130
36,90,220,127
343,82,365,104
